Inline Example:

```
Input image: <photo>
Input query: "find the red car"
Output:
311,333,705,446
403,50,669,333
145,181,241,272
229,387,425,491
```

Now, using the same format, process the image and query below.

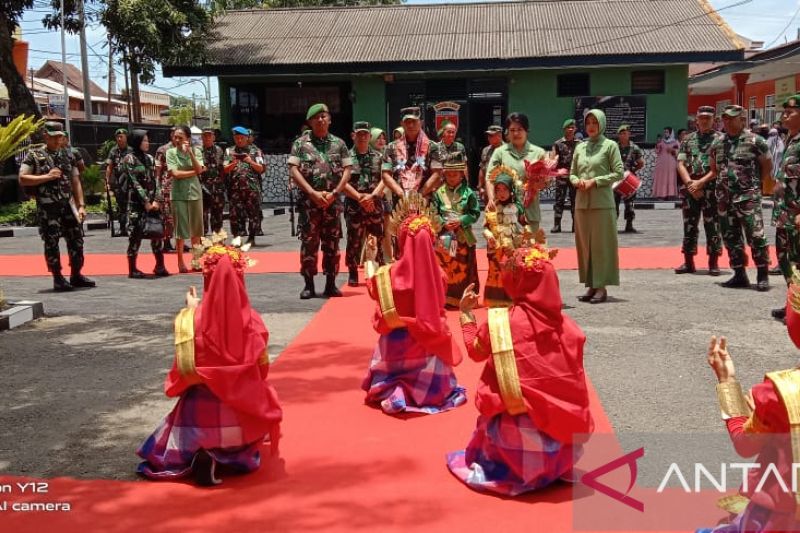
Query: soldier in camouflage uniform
382,106,439,199
224,126,265,243
155,127,177,251
200,128,226,234
19,122,95,291
428,121,468,194
343,121,385,287
614,124,645,233
551,118,580,233
771,94,800,320
105,128,132,236
477,125,504,204
709,104,773,291
675,106,723,276
288,103,352,299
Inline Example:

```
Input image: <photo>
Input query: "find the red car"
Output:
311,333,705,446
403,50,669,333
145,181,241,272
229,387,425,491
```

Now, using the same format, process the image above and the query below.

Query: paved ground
0,206,793,483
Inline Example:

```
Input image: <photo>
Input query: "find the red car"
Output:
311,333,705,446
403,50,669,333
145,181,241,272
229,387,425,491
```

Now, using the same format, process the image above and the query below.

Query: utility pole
78,0,92,121
206,76,213,125
106,36,113,122
192,93,196,126
60,0,70,135
123,55,131,123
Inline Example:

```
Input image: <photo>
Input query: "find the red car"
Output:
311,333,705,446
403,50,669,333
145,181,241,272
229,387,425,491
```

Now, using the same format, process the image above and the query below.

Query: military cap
783,94,800,109
201,127,215,134
616,124,631,134
352,121,371,133
696,106,715,117
442,154,467,172
306,103,329,121
400,106,421,121
44,121,65,136
232,126,249,135
485,125,503,135
722,105,744,117
114,128,128,136
562,119,577,129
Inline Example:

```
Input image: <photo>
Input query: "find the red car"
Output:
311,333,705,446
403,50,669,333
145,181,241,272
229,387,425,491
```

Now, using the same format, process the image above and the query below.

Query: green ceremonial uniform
614,141,644,222
288,132,352,277
21,147,84,274
344,146,385,271
711,130,770,269
677,130,723,258
119,151,163,258
486,141,547,230
773,132,800,282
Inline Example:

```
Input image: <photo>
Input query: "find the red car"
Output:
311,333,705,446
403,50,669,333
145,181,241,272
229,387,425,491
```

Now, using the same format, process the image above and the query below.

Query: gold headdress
488,164,519,184
503,228,559,273
191,230,257,273
789,266,800,314
387,190,442,237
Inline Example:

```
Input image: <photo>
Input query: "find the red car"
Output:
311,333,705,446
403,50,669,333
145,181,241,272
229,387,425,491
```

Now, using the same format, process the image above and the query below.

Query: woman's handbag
142,211,164,239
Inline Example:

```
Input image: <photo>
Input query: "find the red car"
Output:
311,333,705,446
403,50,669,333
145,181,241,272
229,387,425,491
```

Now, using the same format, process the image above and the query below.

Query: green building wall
351,76,386,132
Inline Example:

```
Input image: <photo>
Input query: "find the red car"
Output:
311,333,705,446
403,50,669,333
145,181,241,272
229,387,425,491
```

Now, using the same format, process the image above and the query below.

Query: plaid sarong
446,412,579,496
362,328,466,415
137,385,266,480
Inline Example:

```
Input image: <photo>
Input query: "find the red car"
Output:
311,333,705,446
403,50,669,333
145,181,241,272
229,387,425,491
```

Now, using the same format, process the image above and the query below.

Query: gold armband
716,381,752,420
364,260,378,280
460,311,476,326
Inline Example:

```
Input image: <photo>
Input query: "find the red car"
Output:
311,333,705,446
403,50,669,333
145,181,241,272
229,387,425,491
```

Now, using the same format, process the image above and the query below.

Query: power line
763,2,800,49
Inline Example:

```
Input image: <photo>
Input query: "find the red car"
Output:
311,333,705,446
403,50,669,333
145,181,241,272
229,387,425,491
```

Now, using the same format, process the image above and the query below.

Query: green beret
114,128,128,136
306,103,329,121
562,119,576,129
617,124,631,134
783,94,800,109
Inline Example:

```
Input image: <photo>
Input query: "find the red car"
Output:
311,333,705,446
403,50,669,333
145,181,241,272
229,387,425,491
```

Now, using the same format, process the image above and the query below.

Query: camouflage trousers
344,198,384,270
775,224,800,283
553,178,576,220
718,197,770,269
229,187,261,238
298,195,342,277
126,204,164,258
202,186,226,235
160,175,174,239
113,182,129,230
680,186,722,257
37,202,84,273
614,191,636,222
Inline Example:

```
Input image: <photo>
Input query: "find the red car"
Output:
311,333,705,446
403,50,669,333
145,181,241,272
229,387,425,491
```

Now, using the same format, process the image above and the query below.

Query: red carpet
0,247,778,277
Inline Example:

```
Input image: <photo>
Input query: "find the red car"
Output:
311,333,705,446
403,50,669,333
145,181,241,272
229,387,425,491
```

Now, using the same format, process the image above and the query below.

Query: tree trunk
130,66,142,124
0,23,40,118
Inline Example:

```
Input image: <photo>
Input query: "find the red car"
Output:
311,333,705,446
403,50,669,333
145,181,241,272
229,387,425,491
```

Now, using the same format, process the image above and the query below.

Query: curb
0,300,45,331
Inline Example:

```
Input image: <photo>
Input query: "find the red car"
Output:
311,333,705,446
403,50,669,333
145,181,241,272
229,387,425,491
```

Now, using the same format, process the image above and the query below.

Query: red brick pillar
731,73,750,107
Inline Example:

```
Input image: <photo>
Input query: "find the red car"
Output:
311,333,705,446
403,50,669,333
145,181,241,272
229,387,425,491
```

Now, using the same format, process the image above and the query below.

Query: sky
14,0,800,106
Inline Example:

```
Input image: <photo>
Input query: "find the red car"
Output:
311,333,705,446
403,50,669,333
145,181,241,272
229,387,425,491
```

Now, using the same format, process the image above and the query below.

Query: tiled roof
36,61,107,98
167,0,743,75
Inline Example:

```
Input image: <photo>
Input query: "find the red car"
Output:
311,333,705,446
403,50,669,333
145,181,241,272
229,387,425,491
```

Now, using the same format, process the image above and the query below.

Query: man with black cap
477,124,504,205
770,94,800,320
19,122,95,291
614,124,644,233
709,104,773,291
551,118,580,232
288,103,352,299
675,106,723,276
343,120,385,286
224,126,265,244
200,127,226,234
105,128,133,236
382,106,438,199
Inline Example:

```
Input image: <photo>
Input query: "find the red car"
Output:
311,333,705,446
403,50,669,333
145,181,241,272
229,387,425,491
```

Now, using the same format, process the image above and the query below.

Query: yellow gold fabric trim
364,260,378,280
460,311,476,326
488,308,527,416
376,265,404,329
716,381,751,419
259,347,270,366
174,308,201,384
765,368,800,519
716,494,749,515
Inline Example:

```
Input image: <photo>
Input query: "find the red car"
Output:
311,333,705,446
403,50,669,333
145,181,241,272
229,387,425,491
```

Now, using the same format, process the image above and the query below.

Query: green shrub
97,139,116,162
81,164,105,195
0,200,37,226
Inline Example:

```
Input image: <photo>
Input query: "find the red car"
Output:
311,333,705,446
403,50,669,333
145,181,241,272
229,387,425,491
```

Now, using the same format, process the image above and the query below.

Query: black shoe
589,289,608,304
772,307,787,320
756,266,770,292
192,450,221,487
162,240,175,253
577,289,596,302
183,244,192,253
300,275,316,300
624,221,636,233
70,273,96,288
721,268,750,288
551,221,562,233
348,268,359,287
128,256,146,279
323,274,342,297
674,254,696,274
708,255,721,276
770,266,783,276
153,253,170,277
53,273,73,292
247,235,256,246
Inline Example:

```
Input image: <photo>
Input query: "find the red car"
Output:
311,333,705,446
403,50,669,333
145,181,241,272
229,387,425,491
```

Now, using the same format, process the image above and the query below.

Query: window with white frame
766,94,777,125
749,96,758,121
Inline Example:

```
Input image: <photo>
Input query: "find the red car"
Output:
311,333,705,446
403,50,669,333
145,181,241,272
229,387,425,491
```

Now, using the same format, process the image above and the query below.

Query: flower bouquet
522,155,565,207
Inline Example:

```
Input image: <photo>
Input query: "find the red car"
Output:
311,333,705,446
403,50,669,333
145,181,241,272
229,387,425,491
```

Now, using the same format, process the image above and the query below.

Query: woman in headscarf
570,109,624,303
137,244,282,485
653,126,680,199
370,127,387,154
361,192,466,415
119,129,169,278
447,240,594,496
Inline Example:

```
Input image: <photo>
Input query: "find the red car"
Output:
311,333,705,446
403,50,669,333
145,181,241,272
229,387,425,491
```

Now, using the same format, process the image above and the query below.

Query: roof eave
164,50,744,78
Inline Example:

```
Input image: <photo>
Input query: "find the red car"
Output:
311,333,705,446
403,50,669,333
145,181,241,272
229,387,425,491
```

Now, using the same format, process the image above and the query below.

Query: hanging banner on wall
574,96,647,143
433,101,461,133
776,76,796,106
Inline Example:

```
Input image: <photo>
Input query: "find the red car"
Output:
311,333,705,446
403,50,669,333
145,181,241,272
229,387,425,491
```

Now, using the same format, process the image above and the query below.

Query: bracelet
716,380,752,420
459,311,476,326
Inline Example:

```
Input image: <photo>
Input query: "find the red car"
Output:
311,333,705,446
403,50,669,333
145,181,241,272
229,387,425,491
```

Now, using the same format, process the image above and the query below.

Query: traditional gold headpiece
488,164,519,184
191,230,256,273
788,266,800,314
503,228,558,273
388,190,442,236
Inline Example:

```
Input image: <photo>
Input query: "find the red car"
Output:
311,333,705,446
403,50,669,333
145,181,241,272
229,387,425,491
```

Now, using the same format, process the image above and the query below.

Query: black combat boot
70,267,96,288
300,274,316,300
323,274,342,297
624,219,636,233
551,217,562,233
348,267,359,287
756,266,770,292
163,239,175,253
52,270,73,292
247,233,256,247
708,254,721,276
721,267,750,288
772,307,787,320
128,255,145,279
153,252,170,277
770,265,783,275
674,254,696,274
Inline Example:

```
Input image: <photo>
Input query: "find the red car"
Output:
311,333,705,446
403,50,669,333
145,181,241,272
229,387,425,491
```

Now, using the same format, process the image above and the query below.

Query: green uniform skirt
574,208,619,288
172,199,204,239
